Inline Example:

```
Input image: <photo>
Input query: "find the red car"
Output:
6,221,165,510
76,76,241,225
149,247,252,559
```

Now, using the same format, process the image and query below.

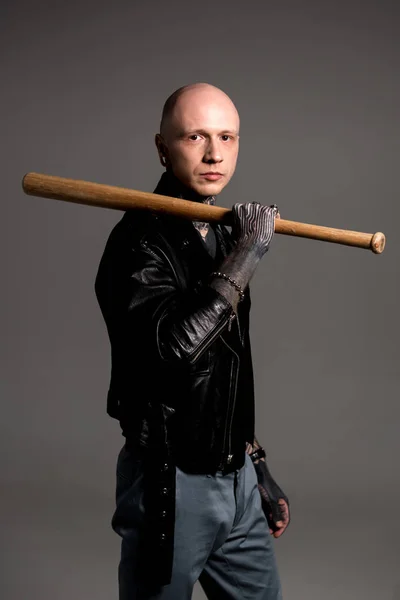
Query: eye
189,134,202,141
221,135,233,142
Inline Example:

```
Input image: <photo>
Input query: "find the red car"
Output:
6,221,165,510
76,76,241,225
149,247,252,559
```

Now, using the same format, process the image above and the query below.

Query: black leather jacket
95,172,256,473
94,172,256,583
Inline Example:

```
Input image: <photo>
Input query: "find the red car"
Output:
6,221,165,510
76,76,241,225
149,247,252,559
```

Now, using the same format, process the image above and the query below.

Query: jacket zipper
219,337,240,467
189,308,234,364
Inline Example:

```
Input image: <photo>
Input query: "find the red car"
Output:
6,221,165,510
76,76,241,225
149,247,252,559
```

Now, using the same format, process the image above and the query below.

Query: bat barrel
274,218,386,254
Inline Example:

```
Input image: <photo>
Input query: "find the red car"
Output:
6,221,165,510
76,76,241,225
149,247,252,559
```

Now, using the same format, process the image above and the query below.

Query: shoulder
103,209,161,251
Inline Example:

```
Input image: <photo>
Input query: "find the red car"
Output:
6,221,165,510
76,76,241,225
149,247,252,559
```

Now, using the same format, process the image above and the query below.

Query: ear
155,133,169,168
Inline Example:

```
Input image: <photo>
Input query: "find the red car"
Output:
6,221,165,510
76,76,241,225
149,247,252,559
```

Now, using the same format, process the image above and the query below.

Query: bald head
160,83,239,140
155,83,240,197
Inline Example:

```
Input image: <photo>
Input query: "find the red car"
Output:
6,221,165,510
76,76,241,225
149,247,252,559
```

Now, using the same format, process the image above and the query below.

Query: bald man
95,83,290,600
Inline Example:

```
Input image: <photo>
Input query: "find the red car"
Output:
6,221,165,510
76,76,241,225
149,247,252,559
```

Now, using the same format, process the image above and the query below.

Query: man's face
157,88,240,197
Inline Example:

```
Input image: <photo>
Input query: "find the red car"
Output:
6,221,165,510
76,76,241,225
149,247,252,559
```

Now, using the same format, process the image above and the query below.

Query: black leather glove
252,455,290,533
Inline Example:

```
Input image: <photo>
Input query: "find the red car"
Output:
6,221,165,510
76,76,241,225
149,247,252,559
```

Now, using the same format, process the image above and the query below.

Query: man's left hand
253,459,290,538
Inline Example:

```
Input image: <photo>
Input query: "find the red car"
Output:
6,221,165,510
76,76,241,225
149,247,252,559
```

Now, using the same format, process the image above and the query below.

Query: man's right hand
231,202,278,259
209,203,279,311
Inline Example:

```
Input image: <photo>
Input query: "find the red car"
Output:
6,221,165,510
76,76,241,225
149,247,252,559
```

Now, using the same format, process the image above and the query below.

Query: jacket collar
151,170,235,261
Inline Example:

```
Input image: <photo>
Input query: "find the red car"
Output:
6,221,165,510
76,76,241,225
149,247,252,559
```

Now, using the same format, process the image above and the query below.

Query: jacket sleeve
122,242,235,367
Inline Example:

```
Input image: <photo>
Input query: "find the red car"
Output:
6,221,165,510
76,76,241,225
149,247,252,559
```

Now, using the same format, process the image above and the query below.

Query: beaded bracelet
210,271,245,302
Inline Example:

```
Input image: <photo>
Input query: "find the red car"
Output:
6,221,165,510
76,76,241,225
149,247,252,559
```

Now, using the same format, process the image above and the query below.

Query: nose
203,137,223,164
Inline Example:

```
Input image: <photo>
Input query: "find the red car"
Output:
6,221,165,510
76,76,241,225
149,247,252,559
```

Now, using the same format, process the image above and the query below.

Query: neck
159,170,216,239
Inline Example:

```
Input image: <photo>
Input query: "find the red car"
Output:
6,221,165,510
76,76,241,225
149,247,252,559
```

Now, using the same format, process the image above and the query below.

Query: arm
123,202,278,367
123,241,235,367
94,221,234,378
209,204,277,313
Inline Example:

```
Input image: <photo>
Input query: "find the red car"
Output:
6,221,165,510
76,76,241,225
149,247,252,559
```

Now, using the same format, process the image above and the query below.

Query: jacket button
160,533,166,542
162,462,169,471
162,487,168,495
161,510,167,518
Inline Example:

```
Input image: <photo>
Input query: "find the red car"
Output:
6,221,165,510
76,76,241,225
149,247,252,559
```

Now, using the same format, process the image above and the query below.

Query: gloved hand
231,202,278,259
209,203,279,312
253,458,290,538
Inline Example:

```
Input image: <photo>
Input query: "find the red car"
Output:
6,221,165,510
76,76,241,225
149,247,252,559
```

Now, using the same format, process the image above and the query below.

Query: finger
271,503,284,528
260,204,273,215
273,526,286,539
279,499,290,525
269,203,279,213
273,523,288,538
272,523,285,538
274,502,289,529
267,511,280,535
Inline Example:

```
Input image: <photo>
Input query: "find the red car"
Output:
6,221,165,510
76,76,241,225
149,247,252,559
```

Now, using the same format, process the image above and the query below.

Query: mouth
200,172,224,181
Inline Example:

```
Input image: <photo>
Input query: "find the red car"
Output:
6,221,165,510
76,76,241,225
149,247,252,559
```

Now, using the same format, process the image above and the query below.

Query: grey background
1,1,399,598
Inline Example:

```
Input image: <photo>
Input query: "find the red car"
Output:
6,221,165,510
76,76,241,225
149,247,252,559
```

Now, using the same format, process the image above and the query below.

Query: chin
195,180,227,196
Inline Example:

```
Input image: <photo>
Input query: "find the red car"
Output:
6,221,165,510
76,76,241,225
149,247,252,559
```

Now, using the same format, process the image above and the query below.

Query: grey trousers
112,445,282,600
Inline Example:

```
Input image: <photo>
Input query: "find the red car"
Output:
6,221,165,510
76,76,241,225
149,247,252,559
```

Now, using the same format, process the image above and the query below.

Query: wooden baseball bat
22,172,386,254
